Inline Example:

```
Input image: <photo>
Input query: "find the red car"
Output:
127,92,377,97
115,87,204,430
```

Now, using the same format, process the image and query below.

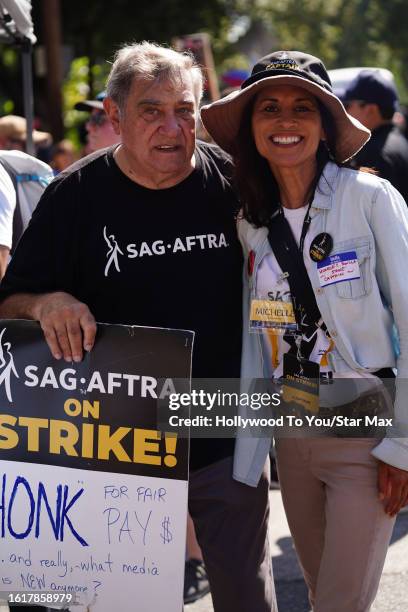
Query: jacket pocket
332,237,372,299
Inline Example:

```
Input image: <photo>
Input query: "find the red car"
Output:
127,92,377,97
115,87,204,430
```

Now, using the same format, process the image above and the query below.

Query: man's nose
159,113,180,136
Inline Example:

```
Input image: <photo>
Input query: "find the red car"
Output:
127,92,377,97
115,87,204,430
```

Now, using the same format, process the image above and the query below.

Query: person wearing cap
50,139,76,174
343,69,408,202
0,115,51,152
75,92,120,153
202,50,408,612
0,147,53,281
0,113,52,283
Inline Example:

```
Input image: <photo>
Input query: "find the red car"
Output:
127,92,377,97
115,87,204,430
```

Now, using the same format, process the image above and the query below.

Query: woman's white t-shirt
255,205,378,405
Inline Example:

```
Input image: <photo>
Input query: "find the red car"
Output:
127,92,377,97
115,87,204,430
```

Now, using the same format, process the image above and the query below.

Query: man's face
106,71,197,188
86,109,120,152
344,100,371,128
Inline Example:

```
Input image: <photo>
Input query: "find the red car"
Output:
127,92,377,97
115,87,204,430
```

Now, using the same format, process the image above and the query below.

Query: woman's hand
378,461,408,516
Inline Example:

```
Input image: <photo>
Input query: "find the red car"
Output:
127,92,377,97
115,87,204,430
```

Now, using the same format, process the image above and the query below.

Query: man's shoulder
383,126,408,160
355,126,408,170
52,146,113,188
31,147,115,219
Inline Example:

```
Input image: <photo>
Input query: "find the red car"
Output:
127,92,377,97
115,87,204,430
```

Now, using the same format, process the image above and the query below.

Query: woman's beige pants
275,438,396,612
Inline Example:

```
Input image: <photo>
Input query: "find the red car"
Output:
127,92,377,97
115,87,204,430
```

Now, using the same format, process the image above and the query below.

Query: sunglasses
87,112,108,126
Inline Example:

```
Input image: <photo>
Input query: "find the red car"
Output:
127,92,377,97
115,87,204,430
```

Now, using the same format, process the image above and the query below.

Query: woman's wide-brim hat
201,51,370,163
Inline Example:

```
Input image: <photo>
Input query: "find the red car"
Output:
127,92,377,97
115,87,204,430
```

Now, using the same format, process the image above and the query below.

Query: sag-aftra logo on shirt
103,226,229,277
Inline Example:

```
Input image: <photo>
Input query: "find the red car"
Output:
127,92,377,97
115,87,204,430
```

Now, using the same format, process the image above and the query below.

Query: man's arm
0,291,97,362
0,244,9,279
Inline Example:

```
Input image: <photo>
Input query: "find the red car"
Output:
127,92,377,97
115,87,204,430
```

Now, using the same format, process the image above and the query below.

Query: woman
201,51,408,611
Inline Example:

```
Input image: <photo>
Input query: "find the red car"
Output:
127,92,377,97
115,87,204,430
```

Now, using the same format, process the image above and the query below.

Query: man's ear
103,97,121,136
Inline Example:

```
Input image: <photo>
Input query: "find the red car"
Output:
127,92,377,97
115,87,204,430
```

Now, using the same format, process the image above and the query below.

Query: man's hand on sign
32,291,97,362
0,291,95,361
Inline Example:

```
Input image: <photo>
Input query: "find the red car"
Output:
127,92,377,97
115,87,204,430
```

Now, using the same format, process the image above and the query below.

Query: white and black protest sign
0,320,193,611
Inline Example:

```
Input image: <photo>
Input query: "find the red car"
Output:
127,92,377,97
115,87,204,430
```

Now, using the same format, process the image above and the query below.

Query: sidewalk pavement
186,491,408,612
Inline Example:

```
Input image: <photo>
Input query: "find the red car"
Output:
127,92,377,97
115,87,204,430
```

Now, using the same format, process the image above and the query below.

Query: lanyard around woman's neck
278,197,314,256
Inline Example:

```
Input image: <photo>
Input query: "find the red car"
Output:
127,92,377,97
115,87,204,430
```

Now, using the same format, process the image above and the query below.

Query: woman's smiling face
251,84,325,176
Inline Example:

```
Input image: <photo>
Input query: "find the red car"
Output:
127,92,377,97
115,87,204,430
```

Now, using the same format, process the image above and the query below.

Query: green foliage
38,0,408,130
61,56,93,138
3,99,14,114
62,56,88,123
0,43,23,115
257,0,408,100
2,48,18,68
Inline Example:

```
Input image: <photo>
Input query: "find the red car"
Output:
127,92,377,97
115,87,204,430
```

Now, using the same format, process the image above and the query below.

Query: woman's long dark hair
233,98,339,227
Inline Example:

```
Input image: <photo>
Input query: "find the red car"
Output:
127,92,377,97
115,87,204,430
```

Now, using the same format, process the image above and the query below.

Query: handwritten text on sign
0,321,193,611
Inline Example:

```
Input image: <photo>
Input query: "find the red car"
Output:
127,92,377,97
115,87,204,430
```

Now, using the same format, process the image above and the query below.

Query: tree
256,0,408,99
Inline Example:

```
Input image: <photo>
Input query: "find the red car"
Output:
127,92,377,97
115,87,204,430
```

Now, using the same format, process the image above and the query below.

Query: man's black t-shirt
352,124,408,203
1,142,243,470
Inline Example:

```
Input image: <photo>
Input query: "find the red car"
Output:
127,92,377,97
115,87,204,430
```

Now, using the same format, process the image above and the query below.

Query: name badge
317,251,360,288
249,299,297,333
282,354,320,413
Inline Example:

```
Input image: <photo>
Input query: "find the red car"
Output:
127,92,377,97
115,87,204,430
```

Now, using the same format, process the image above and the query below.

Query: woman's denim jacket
233,162,408,487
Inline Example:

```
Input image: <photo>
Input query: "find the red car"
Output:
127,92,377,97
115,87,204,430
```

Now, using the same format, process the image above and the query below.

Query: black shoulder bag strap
267,210,322,328
0,156,23,253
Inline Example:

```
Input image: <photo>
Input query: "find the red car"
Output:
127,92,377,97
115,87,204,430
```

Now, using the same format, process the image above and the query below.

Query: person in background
343,69,408,202
0,150,53,280
75,91,120,153
0,115,51,153
202,49,408,612
0,162,17,278
50,139,76,174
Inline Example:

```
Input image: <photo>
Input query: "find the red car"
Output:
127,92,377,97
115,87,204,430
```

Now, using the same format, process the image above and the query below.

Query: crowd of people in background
3,63,408,186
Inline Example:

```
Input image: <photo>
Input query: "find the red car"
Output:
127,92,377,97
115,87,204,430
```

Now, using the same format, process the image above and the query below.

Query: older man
0,43,275,612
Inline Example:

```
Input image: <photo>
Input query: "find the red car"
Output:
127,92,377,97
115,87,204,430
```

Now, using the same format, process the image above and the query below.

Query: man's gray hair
106,41,204,112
